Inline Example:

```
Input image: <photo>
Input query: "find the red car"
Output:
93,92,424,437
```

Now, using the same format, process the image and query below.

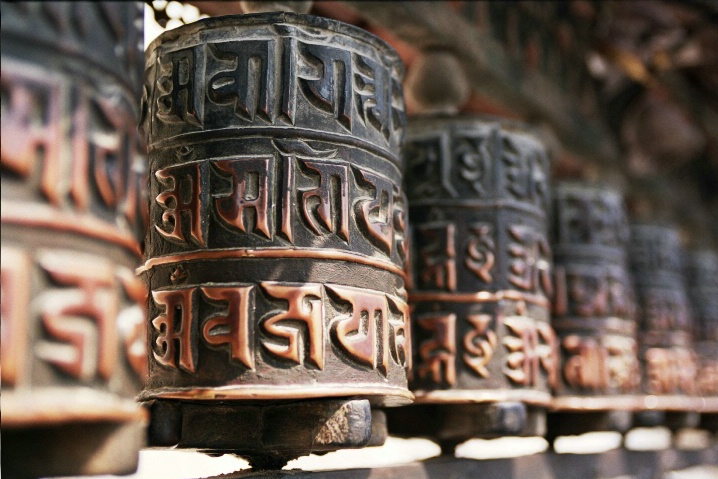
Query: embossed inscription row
414,220,551,296
559,334,639,393
553,265,635,318
0,246,147,387
150,282,411,375
405,128,549,207
148,34,405,148
414,306,558,389
644,347,697,395
0,62,148,236
152,146,407,264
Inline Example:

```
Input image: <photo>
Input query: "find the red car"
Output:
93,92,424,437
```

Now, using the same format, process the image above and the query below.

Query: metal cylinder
684,250,718,415
628,224,699,413
547,183,640,437
0,2,147,477
141,13,410,406
393,115,556,444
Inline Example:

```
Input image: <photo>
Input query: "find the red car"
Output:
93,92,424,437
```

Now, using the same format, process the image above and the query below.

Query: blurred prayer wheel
547,183,640,440
140,12,410,466
684,250,718,429
628,224,700,428
388,115,557,451
1,2,148,477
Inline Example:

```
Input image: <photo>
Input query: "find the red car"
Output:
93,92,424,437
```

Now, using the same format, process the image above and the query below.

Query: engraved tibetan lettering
213,157,272,239
201,285,254,370
155,162,208,246
462,314,496,378
301,160,350,241
356,169,394,254
261,282,324,369
387,295,411,371
156,47,202,126
503,314,540,386
290,40,352,130
465,223,495,283
0,68,63,205
455,131,496,196
37,252,118,381
416,313,457,386
353,53,392,139
417,222,456,291
151,288,197,373
0,247,31,386
562,335,608,391
675,348,697,395
508,225,552,295
537,321,559,389
207,40,274,122
503,136,548,204
329,285,389,375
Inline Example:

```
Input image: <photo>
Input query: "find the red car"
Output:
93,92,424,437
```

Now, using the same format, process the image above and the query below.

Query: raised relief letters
37,252,119,381
562,335,609,391
156,47,202,126
261,282,324,369
503,137,548,205
508,225,552,296
152,288,197,373
1,68,63,205
463,314,496,378
301,161,350,241
213,157,272,239
503,310,557,388
465,223,495,283
202,286,254,370
416,313,457,386
155,162,208,246
356,169,395,254
353,54,404,141
417,222,457,291
330,285,390,375
207,41,274,123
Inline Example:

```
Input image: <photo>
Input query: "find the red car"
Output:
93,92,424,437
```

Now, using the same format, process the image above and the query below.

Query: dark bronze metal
141,12,409,464
547,183,640,440
684,250,718,430
0,2,147,477
388,115,557,448
628,224,701,426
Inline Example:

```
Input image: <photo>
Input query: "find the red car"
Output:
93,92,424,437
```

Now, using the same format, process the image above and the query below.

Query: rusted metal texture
391,115,556,444
684,250,718,416
628,224,699,413
0,2,147,477
547,183,640,437
140,12,409,463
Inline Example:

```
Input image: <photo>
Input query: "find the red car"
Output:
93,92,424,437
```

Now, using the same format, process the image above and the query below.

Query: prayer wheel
388,115,557,451
140,12,410,466
547,183,640,440
628,224,700,428
0,2,148,477
684,250,718,430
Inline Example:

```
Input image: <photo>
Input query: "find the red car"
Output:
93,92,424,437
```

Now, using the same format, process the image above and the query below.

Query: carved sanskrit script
149,282,410,374
1,62,147,234
151,37,405,145
152,149,407,261
0,246,146,386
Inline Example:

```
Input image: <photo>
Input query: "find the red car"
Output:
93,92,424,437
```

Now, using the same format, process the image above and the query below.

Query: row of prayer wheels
1,3,717,476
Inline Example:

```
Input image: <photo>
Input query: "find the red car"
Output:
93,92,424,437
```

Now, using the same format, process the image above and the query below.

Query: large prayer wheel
388,115,557,449
547,183,640,439
628,224,700,424
140,12,410,464
0,2,147,477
